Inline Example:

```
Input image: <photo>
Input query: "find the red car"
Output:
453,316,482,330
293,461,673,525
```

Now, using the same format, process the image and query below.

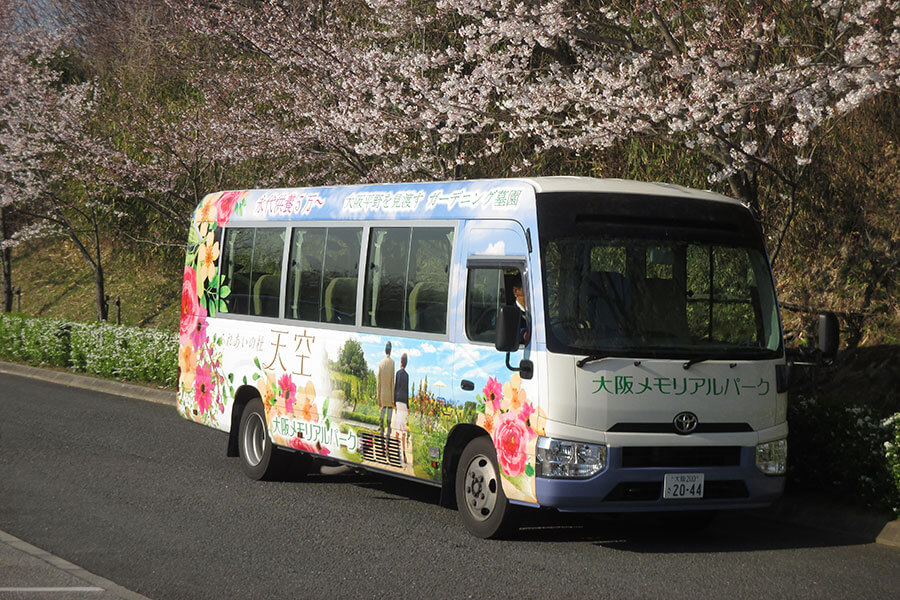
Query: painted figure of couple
376,341,409,462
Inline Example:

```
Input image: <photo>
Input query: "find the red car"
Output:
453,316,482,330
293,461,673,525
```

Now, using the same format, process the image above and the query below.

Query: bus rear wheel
455,436,513,538
239,398,288,480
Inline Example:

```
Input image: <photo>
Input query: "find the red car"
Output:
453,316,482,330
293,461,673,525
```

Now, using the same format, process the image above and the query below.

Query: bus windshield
541,235,781,358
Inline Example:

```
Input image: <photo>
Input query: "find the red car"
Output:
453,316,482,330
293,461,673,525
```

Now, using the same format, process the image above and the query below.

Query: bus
178,177,798,538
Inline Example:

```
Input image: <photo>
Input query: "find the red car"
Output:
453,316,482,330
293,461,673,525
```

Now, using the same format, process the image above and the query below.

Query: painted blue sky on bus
224,179,537,223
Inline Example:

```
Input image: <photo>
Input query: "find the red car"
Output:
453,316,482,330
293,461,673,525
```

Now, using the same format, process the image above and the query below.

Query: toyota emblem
673,411,699,434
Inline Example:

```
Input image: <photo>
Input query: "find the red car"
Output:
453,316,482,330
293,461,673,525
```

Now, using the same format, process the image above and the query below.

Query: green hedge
886,414,900,513
0,313,177,387
0,314,71,367
788,396,900,512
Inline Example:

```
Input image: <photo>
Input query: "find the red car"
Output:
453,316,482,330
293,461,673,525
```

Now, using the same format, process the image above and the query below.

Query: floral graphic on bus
177,190,249,424
278,372,297,413
475,373,544,503
494,412,530,477
289,436,331,456
246,361,339,459
216,190,245,227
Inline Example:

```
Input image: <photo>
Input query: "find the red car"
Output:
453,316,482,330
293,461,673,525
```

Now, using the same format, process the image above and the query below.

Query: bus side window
286,228,326,321
321,228,362,324
220,227,285,318
407,228,453,334
465,268,525,344
285,227,362,325
466,268,503,343
221,228,253,315
363,227,453,334
248,229,285,318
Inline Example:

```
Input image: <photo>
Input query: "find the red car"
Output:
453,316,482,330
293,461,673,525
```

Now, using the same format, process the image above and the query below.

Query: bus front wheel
238,398,287,480
455,436,513,538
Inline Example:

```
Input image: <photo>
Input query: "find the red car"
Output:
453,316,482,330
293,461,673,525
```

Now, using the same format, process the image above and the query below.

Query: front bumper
534,446,784,512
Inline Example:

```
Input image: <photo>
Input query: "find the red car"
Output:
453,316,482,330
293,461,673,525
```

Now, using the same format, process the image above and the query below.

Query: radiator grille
621,446,742,468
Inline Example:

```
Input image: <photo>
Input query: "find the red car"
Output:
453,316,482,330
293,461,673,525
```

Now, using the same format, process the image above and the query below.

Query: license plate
663,473,704,499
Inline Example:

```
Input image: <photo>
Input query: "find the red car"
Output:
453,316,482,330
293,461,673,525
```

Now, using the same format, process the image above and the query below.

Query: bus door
452,220,532,419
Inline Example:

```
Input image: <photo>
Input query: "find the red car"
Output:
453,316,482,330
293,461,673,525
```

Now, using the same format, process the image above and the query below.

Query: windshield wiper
682,357,710,369
576,354,607,368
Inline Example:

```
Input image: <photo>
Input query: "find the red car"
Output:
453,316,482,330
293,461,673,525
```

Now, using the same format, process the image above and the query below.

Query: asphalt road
1,373,898,599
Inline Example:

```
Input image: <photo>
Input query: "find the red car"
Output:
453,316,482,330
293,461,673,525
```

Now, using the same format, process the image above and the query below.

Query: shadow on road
302,462,880,553
508,510,869,553
303,465,444,504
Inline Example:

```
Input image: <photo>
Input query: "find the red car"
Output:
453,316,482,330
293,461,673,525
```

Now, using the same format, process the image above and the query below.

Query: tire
455,436,513,538
238,398,288,480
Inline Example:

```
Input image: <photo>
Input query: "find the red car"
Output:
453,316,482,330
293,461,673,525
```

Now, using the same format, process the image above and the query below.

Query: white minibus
178,177,792,537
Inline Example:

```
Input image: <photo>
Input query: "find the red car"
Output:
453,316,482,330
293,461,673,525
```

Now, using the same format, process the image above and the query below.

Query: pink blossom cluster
168,0,899,215
0,22,135,274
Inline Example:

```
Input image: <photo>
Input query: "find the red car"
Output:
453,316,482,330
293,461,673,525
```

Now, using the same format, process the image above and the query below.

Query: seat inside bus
635,277,689,343
581,270,633,337
408,281,448,333
229,272,251,314
252,274,280,317
323,277,356,324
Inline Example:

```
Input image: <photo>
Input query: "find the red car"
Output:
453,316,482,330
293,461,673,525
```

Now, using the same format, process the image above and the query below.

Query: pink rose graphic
493,412,529,477
216,190,244,227
179,267,199,344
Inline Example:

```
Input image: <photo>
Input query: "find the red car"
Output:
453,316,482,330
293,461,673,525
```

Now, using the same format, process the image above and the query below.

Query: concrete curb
876,520,900,548
0,361,175,407
0,361,898,549
0,530,152,599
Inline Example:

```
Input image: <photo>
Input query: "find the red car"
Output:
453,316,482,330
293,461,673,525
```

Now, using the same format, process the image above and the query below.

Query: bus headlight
755,438,787,475
536,436,607,479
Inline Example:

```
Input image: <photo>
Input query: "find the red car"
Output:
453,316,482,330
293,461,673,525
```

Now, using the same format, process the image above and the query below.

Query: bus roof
197,177,744,225
520,177,741,206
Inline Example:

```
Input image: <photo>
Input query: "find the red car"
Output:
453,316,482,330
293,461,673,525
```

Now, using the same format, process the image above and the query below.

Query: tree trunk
94,261,108,321
0,207,12,313
728,172,760,216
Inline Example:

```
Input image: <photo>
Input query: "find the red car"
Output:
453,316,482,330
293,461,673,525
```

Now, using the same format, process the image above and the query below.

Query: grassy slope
10,237,181,332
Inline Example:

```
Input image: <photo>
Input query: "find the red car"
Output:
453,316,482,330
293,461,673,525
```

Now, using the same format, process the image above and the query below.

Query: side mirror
495,304,520,353
818,312,839,360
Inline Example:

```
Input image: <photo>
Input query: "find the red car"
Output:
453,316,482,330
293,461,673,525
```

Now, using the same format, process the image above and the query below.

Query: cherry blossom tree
175,0,900,258
0,21,129,320
85,3,322,238
0,24,66,312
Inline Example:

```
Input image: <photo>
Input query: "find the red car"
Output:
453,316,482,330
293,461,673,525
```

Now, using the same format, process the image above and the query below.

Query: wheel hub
242,412,266,467
464,455,498,521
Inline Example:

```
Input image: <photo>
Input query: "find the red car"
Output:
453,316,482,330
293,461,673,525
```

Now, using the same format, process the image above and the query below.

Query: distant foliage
0,314,177,387
788,397,898,511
